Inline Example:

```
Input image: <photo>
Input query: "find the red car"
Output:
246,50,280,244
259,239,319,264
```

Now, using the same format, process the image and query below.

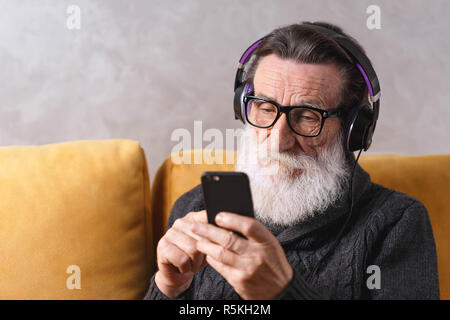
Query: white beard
235,126,351,227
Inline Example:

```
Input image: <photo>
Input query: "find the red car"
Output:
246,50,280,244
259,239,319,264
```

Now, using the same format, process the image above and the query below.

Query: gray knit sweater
145,156,440,300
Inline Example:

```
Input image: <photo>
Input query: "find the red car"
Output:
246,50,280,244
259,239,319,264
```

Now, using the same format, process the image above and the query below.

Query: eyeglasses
243,95,346,137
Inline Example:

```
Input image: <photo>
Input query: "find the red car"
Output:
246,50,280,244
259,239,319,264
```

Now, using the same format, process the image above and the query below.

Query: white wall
1,0,449,179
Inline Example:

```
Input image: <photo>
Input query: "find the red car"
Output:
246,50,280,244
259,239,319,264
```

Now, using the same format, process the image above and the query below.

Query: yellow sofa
0,140,152,299
151,150,450,299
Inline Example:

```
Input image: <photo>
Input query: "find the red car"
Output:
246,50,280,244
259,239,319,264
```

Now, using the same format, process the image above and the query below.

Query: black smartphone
201,171,254,227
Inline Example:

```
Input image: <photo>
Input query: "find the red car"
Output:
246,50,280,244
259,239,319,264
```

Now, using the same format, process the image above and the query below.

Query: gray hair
244,22,369,112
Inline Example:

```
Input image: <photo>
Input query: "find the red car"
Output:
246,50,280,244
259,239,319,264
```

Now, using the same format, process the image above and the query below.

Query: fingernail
191,223,199,233
216,212,226,223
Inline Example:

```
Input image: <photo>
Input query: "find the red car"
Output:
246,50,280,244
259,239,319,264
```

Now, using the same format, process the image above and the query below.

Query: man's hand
191,212,293,300
155,210,208,299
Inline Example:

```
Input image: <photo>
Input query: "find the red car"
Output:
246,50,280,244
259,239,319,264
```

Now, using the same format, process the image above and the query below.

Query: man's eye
300,115,317,121
255,103,276,113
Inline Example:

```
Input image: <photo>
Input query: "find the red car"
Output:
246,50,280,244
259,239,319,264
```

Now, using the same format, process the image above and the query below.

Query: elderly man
145,22,439,300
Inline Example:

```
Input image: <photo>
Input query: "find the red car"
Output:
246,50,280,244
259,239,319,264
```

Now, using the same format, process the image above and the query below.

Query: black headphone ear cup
233,85,245,122
346,104,374,151
233,83,253,123
364,118,377,150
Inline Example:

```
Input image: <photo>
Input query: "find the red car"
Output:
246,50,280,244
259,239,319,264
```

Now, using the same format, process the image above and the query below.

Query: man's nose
270,113,296,153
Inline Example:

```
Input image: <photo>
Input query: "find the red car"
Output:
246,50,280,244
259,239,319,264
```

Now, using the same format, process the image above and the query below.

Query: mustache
239,124,346,174
261,151,318,170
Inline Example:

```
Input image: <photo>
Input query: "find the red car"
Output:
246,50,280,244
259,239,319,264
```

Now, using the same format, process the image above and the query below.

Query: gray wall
1,0,449,180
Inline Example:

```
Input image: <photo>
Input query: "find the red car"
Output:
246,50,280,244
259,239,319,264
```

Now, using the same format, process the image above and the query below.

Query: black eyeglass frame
243,95,347,137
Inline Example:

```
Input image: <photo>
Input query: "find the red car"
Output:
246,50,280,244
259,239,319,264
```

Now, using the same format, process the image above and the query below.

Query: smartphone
201,172,254,228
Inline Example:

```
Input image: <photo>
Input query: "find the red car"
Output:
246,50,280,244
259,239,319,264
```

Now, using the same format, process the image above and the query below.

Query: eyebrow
254,92,325,108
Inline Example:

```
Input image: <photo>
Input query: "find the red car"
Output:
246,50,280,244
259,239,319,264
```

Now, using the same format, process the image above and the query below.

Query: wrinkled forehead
253,54,343,109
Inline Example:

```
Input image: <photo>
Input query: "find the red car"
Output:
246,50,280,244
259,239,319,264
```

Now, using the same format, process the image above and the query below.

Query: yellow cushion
151,150,450,299
0,140,152,299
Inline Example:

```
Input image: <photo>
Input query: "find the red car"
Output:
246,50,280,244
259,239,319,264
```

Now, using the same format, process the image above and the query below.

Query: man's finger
205,255,241,282
164,228,205,272
197,239,240,267
215,212,273,242
191,222,247,254
172,216,204,241
158,238,192,273
186,210,208,223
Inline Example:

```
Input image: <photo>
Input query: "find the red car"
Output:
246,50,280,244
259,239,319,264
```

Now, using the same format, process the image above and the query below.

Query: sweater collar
263,151,372,247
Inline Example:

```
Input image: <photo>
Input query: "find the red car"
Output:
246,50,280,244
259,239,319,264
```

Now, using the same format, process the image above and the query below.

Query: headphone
233,24,381,152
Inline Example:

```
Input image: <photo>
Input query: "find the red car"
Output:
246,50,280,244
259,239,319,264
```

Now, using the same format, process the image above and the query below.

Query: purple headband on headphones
239,39,263,65
356,64,374,98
